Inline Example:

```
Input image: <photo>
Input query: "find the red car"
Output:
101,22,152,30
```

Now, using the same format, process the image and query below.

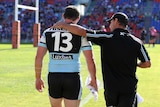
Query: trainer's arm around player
53,22,151,69
52,22,87,37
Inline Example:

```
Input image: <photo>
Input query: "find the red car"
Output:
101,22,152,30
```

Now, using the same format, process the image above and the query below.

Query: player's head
63,5,80,24
150,26,155,30
107,12,129,31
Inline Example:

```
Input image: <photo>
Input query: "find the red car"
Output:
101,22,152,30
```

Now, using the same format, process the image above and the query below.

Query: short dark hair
63,6,80,21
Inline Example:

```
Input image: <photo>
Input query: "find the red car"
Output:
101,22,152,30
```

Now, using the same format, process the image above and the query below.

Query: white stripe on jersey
87,32,113,38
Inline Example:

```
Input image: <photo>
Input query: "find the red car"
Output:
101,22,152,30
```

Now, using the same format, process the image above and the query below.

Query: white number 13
52,32,73,52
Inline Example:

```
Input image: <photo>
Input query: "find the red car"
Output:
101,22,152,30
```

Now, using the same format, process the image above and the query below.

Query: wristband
35,67,42,70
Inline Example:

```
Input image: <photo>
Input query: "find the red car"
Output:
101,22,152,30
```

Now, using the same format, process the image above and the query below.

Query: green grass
0,44,159,107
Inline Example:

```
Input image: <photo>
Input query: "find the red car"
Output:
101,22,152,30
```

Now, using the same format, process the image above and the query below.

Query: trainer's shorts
48,72,82,100
105,90,137,107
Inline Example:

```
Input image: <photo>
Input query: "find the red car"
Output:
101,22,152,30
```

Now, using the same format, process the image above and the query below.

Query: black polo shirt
86,28,150,93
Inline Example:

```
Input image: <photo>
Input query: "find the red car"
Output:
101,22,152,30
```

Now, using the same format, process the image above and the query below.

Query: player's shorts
105,90,137,107
48,72,82,100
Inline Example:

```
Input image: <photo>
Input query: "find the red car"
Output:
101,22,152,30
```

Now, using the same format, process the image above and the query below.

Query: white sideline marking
80,93,93,107
80,84,103,107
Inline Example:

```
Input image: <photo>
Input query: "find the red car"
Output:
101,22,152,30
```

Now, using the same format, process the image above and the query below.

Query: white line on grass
80,83,103,107
80,93,93,107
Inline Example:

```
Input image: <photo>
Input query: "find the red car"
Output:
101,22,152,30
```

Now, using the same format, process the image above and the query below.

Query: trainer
52,12,151,107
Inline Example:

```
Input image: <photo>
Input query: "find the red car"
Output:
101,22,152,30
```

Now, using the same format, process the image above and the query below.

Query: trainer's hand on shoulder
35,78,45,92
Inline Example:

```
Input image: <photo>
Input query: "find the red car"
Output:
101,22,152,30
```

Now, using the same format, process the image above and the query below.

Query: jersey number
52,32,73,52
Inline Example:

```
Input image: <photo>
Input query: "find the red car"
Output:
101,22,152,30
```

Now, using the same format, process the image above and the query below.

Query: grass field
0,44,159,107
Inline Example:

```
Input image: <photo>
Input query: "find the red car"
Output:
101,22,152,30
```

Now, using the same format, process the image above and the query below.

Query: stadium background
0,0,160,44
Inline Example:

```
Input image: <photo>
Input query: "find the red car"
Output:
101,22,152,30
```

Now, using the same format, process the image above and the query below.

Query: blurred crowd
0,0,160,43
81,0,146,37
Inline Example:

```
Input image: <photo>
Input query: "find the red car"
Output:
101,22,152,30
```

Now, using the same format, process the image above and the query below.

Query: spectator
140,27,147,44
149,26,158,47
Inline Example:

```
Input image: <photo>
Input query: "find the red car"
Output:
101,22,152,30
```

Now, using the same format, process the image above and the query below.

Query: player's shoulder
44,28,68,33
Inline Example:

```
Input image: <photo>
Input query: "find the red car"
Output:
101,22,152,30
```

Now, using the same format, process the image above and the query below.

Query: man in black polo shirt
52,12,151,107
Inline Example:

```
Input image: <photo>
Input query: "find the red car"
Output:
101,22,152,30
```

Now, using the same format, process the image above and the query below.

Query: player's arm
82,38,98,91
52,21,87,37
35,46,47,92
83,49,98,91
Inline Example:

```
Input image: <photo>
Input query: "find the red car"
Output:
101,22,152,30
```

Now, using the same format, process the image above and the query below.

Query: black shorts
104,90,137,107
48,72,82,100
150,35,156,40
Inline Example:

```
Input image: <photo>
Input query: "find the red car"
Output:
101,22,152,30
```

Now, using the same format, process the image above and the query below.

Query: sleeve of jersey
138,45,150,62
86,29,113,45
38,30,47,48
81,37,92,51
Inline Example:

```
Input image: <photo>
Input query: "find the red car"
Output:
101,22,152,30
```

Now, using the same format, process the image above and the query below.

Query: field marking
80,93,93,107
80,83,103,107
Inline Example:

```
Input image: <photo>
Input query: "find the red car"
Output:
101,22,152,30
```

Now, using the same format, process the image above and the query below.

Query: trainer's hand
35,78,45,92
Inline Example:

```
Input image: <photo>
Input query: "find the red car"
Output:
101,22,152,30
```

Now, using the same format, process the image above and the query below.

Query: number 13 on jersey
52,32,73,52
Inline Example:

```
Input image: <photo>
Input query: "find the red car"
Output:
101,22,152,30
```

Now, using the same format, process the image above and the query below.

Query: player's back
40,28,91,73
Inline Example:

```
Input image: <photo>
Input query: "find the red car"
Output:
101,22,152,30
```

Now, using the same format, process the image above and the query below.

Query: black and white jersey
38,28,92,73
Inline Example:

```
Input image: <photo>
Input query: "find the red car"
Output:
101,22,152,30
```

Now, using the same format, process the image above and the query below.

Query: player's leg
153,38,156,47
48,73,63,107
64,99,80,107
63,73,82,107
49,97,63,107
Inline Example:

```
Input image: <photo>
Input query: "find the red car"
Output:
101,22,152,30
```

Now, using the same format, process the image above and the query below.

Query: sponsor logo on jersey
50,28,68,32
52,54,73,60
